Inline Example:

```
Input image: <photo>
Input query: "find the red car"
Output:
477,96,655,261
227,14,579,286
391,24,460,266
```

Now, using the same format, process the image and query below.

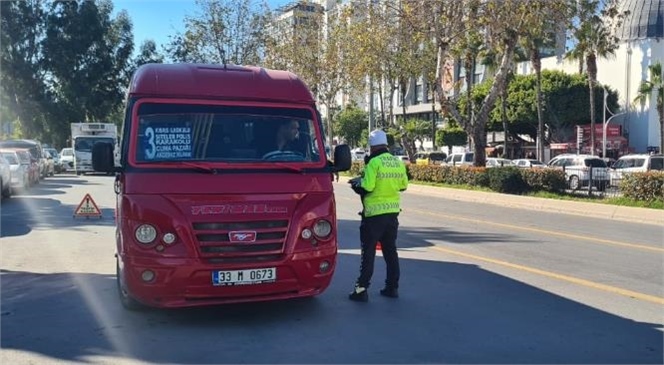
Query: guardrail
558,166,623,198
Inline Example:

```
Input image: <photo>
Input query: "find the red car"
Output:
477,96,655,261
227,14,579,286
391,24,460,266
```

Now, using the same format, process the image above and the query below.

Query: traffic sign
73,193,102,219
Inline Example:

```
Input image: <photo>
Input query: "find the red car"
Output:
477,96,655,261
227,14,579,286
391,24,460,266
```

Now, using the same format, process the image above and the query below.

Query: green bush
407,165,441,182
620,172,664,202
350,161,568,196
407,165,488,186
485,167,529,194
349,161,364,176
520,168,567,193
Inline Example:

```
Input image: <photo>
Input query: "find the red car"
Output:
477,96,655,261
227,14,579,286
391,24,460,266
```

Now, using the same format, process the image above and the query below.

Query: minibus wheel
116,258,145,311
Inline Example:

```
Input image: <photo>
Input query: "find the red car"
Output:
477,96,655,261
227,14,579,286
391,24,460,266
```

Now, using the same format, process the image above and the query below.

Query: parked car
351,148,367,161
445,152,474,166
13,149,39,186
396,155,410,164
60,147,75,172
513,159,547,168
602,157,617,168
0,139,46,179
485,157,514,168
0,150,29,192
0,155,12,199
42,150,55,176
44,147,63,173
548,154,610,191
415,151,447,165
609,154,664,186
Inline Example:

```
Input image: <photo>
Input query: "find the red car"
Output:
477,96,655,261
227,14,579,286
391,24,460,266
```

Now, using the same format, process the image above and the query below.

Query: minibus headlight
313,220,332,238
135,224,157,244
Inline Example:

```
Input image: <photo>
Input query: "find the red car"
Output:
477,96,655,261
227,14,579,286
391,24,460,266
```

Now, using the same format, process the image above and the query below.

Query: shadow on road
0,197,114,237
1,176,115,238
337,218,533,249
1,254,661,364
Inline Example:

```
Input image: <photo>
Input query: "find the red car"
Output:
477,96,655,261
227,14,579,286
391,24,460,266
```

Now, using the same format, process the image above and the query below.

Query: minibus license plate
212,268,276,286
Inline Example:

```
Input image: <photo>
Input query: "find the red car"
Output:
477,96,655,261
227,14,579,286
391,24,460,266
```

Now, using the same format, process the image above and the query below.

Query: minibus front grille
192,220,289,259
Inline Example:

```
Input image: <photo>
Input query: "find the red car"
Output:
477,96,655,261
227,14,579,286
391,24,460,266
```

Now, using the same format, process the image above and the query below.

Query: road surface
1,174,662,364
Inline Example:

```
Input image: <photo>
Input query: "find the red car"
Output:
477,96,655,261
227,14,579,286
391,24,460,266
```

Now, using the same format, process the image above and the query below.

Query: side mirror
92,142,115,173
332,144,352,172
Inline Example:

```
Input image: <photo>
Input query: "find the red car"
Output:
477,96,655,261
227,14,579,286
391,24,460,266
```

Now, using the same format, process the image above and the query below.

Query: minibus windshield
133,103,325,165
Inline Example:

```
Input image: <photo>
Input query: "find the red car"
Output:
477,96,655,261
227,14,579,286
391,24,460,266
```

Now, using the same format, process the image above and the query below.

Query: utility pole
369,75,374,134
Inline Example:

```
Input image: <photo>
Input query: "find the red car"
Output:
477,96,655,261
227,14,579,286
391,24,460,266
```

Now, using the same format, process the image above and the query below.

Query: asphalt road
1,174,662,364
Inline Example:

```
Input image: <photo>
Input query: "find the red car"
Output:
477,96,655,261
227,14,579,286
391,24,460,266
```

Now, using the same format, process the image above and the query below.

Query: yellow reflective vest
360,152,408,217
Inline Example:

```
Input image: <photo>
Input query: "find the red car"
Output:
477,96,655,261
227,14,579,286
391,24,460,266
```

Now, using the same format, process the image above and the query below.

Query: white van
351,148,367,161
548,154,610,191
445,152,474,166
610,154,663,185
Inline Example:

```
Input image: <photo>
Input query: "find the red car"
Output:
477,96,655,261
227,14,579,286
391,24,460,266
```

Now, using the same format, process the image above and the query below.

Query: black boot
380,287,398,298
348,286,368,302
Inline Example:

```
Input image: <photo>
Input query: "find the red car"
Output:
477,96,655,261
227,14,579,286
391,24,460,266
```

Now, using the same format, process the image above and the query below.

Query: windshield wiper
157,161,219,174
269,163,305,173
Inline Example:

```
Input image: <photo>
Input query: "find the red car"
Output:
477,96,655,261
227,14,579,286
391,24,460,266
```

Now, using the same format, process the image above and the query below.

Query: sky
111,0,293,56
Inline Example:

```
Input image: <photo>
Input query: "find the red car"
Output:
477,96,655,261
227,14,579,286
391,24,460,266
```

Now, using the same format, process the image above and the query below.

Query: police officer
349,129,408,302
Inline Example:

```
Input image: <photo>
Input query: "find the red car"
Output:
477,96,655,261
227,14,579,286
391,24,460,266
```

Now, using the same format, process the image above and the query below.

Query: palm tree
568,0,625,155
522,0,571,161
634,62,664,152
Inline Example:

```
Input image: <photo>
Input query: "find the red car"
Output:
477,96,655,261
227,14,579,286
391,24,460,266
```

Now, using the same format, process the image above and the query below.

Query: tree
1,0,49,139
422,0,527,167
264,3,352,149
164,0,269,65
436,125,468,153
463,70,619,142
1,0,134,147
41,0,134,145
633,61,664,152
334,104,367,148
133,40,165,68
414,0,577,167
567,0,627,155
519,0,571,161
346,1,390,125
120,39,165,95
391,118,431,160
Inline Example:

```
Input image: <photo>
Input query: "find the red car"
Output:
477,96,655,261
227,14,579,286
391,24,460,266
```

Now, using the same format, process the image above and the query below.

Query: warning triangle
73,193,102,218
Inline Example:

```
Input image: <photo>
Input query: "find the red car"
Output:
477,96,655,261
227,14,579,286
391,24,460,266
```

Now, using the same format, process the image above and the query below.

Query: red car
14,149,39,186
91,63,352,310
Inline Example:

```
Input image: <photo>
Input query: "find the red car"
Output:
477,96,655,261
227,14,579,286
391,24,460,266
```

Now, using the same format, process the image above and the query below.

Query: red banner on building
578,124,622,138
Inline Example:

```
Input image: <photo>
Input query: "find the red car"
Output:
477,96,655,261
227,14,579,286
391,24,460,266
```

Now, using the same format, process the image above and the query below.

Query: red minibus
93,63,351,309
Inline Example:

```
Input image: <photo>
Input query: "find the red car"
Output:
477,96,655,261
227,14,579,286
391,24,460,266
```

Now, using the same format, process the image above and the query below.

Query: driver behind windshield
261,119,307,160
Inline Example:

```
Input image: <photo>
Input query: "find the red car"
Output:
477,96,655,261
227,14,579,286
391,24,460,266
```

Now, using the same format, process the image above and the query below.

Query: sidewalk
336,176,664,226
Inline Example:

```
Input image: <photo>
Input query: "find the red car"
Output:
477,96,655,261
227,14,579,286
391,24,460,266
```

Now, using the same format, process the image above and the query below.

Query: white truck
70,123,119,175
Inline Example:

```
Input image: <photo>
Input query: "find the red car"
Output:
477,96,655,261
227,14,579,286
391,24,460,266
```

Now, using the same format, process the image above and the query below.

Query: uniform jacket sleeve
361,159,378,192
400,164,408,191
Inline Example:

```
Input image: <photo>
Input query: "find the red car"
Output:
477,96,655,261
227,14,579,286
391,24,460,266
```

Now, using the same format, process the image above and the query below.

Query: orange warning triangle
73,193,102,218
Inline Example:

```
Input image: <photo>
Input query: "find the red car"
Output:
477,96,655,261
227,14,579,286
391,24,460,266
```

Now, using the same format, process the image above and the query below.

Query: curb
335,176,664,226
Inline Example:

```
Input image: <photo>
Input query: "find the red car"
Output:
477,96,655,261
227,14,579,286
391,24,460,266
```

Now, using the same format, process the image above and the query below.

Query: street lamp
602,87,627,158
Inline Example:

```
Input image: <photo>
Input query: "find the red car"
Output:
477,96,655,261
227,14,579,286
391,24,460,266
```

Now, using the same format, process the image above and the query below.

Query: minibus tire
116,259,145,311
